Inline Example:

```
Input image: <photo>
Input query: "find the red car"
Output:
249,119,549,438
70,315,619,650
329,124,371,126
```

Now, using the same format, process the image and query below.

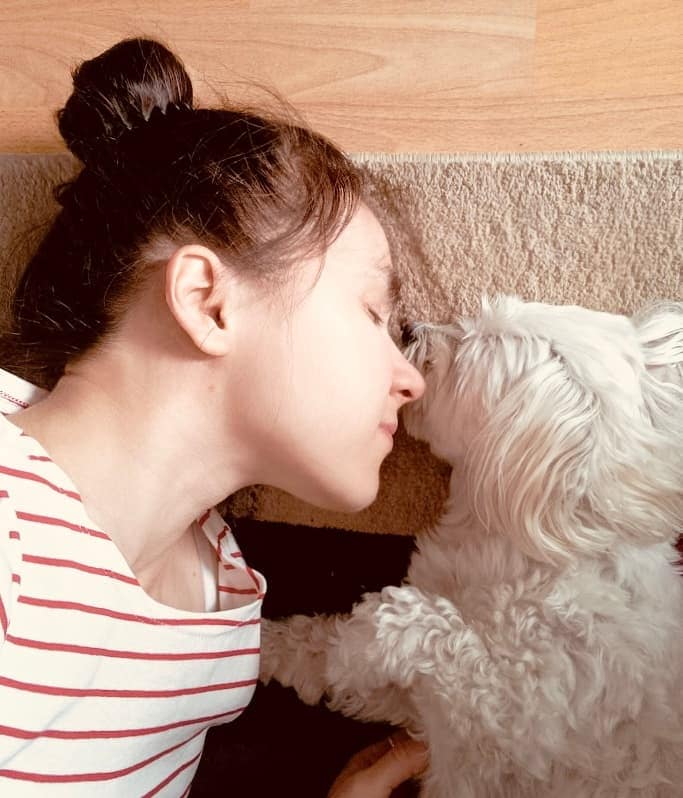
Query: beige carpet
1,151,681,535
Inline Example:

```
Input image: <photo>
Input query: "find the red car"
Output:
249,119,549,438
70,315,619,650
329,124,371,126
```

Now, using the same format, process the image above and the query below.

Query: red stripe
11,573,20,584
0,674,257,698
215,526,227,560
142,750,202,797
0,727,204,783
28,455,52,462
6,634,260,662
23,554,138,585
9,530,20,540
0,390,28,409
197,509,212,526
219,585,259,596
246,564,261,590
0,490,9,498
15,511,109,540
180,785,192,798
18,595,258,627
0,706,246,740
0,595,7,635
0,464,81,501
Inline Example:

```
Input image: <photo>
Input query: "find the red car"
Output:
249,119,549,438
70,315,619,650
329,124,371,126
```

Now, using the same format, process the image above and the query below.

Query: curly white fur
259,296,683,797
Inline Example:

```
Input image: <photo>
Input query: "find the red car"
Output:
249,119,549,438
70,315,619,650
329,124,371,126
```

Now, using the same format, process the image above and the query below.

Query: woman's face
226,203,426,512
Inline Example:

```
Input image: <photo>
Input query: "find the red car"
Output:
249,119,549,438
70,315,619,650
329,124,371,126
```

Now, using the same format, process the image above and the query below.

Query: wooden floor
0,0,681,153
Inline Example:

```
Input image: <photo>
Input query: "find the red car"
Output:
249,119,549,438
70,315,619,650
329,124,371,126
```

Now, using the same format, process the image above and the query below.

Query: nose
397,357,426,404
401,321,420,347
394,330,426,404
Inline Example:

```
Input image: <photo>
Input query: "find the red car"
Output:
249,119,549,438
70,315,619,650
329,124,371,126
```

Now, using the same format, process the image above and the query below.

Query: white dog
259,296,683,797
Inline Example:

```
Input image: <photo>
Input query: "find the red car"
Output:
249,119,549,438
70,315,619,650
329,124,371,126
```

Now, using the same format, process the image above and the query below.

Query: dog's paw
258,617,283,685
258,616,330,706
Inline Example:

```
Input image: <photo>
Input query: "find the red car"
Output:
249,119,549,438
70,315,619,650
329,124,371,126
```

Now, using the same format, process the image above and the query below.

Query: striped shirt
0,368,266,796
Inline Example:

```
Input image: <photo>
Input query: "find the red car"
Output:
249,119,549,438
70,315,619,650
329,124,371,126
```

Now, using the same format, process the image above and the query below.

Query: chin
332,487,379,515
265,441,377,510
284,471,379,515
324,477,380,515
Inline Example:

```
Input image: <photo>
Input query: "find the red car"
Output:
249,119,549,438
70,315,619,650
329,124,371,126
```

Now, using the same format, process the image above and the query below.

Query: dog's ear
461,328,681,566
462,350,602,566
633,301,683,436
634,301,683,379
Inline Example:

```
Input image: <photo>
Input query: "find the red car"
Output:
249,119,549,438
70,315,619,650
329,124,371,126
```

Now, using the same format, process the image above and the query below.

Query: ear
633,302,683,437
463,332,681,564
462,349,608,566
634,301,683,386
164,244,230,356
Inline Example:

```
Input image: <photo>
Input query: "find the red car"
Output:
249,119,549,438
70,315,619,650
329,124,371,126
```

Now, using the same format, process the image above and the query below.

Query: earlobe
165,244,230,356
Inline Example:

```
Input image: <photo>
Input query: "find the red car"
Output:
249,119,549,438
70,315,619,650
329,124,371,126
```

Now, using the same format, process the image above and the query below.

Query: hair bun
57,37,194,166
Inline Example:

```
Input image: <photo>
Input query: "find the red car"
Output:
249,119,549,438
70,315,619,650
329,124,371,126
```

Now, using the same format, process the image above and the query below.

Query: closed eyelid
367,306,384,324
368,294,394,319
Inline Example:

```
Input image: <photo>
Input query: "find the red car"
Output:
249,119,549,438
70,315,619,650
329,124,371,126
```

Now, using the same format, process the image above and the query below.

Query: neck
9,359,249,582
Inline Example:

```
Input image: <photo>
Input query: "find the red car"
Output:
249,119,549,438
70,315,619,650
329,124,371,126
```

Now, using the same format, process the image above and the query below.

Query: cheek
280,319,368,426
263,291,395,427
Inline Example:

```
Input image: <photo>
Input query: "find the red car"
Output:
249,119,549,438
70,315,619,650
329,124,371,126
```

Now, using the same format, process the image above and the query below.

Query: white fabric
0,368,266,796
193,523,220,613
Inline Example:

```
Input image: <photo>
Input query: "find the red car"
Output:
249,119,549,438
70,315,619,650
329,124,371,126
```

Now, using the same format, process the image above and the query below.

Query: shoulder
0,473,22,644
0,481,20,547
0,367,48,466
0,418,29,580
0,367,47,414
0,370,64,505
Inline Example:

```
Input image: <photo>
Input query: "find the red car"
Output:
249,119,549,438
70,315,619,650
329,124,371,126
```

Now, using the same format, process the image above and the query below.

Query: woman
0,37,427,796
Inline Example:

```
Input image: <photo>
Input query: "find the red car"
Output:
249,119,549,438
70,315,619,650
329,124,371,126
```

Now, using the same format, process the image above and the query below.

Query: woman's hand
328,731,429,798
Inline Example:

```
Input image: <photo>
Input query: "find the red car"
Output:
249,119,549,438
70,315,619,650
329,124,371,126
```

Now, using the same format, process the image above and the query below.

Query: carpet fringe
351,150,682,164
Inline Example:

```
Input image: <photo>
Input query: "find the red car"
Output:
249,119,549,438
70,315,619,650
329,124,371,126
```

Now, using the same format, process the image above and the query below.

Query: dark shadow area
190,518,417,798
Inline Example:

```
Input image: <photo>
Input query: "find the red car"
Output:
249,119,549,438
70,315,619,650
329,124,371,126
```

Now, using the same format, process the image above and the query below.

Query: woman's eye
367,306,386,326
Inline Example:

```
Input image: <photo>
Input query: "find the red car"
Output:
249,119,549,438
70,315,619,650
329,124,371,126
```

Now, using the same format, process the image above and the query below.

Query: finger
363,736,430,792
340,737,394,776
349,730,417,772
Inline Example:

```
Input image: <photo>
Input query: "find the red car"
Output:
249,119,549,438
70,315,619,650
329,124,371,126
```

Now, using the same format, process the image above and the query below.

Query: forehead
338,205,401,297
337,203,390,260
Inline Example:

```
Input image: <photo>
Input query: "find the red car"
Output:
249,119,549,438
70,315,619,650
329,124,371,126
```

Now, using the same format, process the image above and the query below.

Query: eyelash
367,306,386,326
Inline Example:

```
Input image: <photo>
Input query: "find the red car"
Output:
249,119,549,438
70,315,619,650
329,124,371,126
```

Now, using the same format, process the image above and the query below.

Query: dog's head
401,295,682,565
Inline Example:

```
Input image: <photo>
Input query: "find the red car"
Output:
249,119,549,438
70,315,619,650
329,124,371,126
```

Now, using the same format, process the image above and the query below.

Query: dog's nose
401,321,420,347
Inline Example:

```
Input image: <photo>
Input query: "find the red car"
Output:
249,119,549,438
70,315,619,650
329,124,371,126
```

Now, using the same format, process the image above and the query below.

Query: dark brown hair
3,37,364,388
